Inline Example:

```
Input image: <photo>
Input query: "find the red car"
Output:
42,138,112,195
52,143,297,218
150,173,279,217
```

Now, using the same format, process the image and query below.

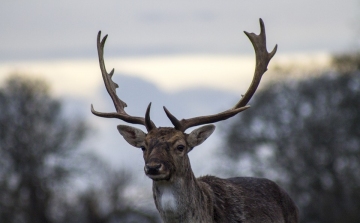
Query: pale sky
0,52,330,97
0,0,357,203
1,0,358,61
1,0,356,94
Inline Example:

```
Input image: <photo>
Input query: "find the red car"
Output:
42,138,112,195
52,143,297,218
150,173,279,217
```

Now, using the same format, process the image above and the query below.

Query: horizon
0,51,331,98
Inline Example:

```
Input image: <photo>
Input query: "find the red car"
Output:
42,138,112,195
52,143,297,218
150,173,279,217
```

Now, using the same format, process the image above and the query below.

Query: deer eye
176,145,185,152
140,146,146,152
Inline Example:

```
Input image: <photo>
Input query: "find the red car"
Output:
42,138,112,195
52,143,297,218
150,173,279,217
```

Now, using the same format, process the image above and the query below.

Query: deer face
117,125,215,181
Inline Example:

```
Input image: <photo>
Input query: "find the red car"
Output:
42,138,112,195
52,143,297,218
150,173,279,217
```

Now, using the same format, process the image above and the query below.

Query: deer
91,19,299,223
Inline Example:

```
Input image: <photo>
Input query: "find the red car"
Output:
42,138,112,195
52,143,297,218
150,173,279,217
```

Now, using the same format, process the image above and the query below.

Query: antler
164,18,277,132
91,31,156,131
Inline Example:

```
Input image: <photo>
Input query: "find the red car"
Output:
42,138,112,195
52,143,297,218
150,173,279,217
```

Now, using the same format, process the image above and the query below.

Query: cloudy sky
1,0,358,61
0,0,358,203
1,0,357,95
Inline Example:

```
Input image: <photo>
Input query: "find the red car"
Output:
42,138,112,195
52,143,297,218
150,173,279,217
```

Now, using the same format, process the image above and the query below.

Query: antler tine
234,18,277,108
164,106,250,132
164,18,276,132
91,31,156,131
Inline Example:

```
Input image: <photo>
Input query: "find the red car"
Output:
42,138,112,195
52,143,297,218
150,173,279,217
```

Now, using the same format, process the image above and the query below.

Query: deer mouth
147,172,171,181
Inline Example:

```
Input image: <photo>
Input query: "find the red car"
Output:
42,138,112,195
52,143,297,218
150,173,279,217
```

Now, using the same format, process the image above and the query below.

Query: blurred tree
332,52,360,74
0,75,159,223
0,75,87,223
223,68,360,222
57,154,159,223
78,171,158,223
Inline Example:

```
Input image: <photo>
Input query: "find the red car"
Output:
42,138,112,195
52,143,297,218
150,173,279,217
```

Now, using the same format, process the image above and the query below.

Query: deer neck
152,166,213,223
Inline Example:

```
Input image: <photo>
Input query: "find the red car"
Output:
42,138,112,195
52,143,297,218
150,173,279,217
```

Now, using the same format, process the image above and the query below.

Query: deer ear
187,124,215,149
117,125,146,148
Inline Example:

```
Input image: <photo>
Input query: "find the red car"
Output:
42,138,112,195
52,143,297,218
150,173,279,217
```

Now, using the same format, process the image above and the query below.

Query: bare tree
0,75,159,223
0,75,87,223
223,70,360,223
54,153,159,223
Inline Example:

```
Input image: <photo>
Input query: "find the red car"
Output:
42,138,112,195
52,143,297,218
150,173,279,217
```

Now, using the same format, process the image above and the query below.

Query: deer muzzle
144,160,170,181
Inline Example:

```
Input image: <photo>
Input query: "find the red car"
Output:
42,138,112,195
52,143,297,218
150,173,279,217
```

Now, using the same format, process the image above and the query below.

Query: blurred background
1,1,360,222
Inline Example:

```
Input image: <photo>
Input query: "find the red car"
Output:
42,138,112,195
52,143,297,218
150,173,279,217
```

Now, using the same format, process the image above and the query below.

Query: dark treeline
223,53,360,223
0,75,158,223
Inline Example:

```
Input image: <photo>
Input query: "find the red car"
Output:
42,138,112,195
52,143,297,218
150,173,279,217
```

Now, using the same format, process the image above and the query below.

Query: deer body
91,19,299,223
120,127,298,223
153,175,299,223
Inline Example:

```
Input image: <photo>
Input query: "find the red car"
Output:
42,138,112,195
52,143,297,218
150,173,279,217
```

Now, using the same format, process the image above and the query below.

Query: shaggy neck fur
152,166,214,223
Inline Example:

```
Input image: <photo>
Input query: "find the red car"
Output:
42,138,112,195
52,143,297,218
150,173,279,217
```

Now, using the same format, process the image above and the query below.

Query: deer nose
145,162,162,173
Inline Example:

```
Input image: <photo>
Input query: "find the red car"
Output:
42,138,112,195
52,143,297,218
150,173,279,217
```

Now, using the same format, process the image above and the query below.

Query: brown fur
133,127,299,223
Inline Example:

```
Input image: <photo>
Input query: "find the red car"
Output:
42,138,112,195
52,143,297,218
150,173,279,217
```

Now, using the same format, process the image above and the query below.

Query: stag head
118,125,215,181
91,18,277,181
